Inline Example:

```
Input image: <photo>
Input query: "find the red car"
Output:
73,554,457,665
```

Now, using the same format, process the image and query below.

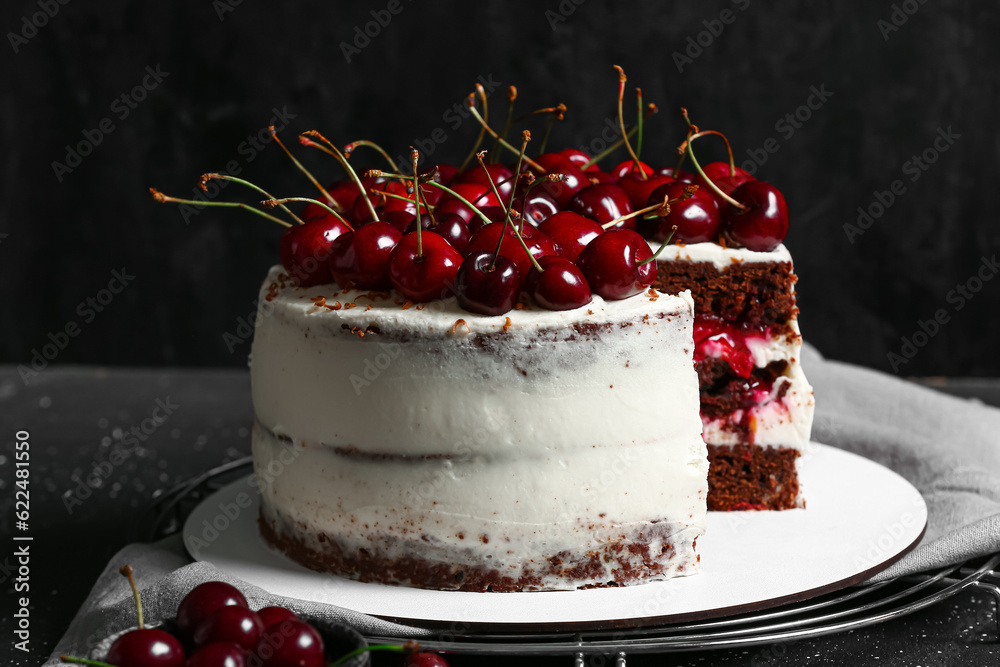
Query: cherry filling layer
693,314,790,423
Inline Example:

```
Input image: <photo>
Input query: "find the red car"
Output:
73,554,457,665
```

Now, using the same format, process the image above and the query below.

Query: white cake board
183,443,926,629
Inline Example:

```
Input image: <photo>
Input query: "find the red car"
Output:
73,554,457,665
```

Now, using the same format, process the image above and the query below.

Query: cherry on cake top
150,66,791,317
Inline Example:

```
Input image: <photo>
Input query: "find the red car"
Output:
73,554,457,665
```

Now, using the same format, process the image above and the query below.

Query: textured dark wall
2,0,998,376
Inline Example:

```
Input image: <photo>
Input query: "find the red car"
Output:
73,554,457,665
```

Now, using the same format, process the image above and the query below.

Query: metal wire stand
143,458,1000,662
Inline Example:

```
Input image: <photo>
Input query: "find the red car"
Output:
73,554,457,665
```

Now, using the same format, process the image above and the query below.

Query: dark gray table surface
1,366,998,666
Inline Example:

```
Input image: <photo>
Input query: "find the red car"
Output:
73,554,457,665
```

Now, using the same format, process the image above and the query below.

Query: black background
2,0,999,376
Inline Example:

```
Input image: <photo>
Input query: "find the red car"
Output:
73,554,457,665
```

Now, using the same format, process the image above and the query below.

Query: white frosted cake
251,266,708,591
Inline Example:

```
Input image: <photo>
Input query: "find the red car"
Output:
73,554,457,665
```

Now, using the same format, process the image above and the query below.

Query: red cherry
567,184,633,229
530,153,589,206
329,221,402,290
107,628,185,667
348,181,409,226
186,642,246,667
405,652,451,667
382,210,417,233
465,223,558,278
617,172,675,209
610,160,653,179
253,620,324,667
455,163,515,200
695,162,755,207
193,607,264,651
558,148,596,171
388,231,463,302
255,607,299,630
539,212,603,262
724,181,788,251
588,171,618,184
455,251,522,315
525,256,593,311
511,187,560,227
645,182,721,244
435,183,500,223
279,217,350,287
657,166,695,183
405,212,471,254
427,163,458,185
576,229,656,300
177,582,249,640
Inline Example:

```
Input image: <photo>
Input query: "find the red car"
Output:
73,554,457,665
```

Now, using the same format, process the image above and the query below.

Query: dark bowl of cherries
61,566,449,667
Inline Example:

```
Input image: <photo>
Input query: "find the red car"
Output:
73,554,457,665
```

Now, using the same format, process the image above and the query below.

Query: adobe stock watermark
545,0,587,31
185,445,302,559
51,65,170,182
887,254,999,373
171,107,297,225
672,0,751,73
339,0,413,63
17,268,135,385
877,0,929,41
392,74,503,168
7,0,71,54
843,125,960,244
61,397,179,514
738,84,833,177
212,0,242,21
850,493,924,570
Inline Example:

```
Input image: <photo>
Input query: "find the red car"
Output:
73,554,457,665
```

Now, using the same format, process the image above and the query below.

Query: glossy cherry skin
405,652,452,667
435,183,501,224
186,642,246,667
539,212,603,262
279,217,350,287
255,607,299,631
724,181,788,251
465,223,558,278
617,172,675,209
657,166,695,183
455,163,515,200
567,184,634,229
427,163,458,185
695,161,755,207
388,231,463,302
525,256,593,311
193,607,264,651
455,251,522,316
329,221,402,290
645,182,721,244
348,181,409,226
106,628,186,667
558,148,596,171
610,160,653,179
406,212,471,253
511,187,560,227
530,153,589,207
382,210,417,233
576,229,656,300
177,582,250,639
253,620,325,667
588,171,617,184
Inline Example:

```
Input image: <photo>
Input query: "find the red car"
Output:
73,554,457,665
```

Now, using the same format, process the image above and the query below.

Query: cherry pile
151,67,791,318
60,567,448,667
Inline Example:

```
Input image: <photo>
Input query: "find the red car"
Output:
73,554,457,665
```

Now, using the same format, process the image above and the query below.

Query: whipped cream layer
251,266,703,457
646,241,792,271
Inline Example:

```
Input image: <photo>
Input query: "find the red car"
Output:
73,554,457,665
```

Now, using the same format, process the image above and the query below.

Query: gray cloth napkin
46,347,1000,664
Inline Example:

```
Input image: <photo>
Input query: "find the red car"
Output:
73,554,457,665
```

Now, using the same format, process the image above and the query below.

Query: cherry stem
613,65,646,180
261,198,353,230
201,173,303,225
300,130,381,223
411,148,422,258
465,95,544,172
601,195,671,230
119,565,144,630
489,86,517,164
342,139,400,172
490,132,542,273
537,103,566,156
637,226,678,266
459,83,489,171
59,656,115,666
682,136,745,209
149,189,292,227
327,641,420,667
581,104,657,170
674,108,699,172
375,174,496,229
635,88,644,162
514,103,567,124
678,128,737,176
269,127,340,209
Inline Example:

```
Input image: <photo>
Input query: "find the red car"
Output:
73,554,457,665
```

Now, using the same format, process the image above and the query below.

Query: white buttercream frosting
647,241,792,270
